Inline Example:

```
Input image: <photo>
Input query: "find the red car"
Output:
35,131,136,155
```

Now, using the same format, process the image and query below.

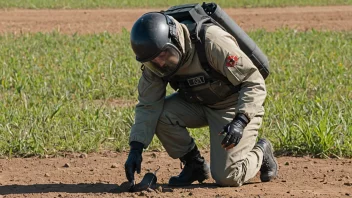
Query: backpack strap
191,18,242,92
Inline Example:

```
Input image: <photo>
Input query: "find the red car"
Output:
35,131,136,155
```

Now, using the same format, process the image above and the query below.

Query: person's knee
213,173,244,187
211,163,246,187
158,110,185,128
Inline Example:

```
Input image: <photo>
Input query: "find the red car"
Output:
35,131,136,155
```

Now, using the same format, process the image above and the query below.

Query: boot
168,145,210,186
255,138,279,182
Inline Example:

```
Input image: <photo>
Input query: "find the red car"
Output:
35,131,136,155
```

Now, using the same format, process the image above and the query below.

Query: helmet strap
163,13,183,52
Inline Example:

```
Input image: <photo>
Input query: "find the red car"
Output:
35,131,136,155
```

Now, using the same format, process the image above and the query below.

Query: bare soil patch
0,152,351,197
0,6,351,34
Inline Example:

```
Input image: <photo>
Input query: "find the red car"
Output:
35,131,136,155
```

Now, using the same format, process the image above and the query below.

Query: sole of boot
260,139,279,182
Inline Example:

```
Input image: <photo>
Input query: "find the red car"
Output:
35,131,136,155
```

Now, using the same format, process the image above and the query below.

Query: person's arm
129,66,168,148
125,66,167,183
206,26,267,120
206,26,266,150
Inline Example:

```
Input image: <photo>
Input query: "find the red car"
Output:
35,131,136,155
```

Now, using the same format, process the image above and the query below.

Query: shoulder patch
226,55,242,67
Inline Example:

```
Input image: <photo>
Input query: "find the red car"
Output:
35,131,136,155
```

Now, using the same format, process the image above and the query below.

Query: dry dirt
1,5,352,198
0,152,351,198
0,6,352,34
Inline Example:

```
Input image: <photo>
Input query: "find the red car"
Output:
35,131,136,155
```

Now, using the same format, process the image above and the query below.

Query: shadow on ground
0,182,225,195
0,183,118,195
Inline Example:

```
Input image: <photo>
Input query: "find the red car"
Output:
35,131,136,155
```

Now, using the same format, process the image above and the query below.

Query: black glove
219,113,250,150
125,141,144,183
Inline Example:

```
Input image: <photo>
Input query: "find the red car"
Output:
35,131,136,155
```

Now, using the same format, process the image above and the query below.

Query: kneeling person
124,11,278,187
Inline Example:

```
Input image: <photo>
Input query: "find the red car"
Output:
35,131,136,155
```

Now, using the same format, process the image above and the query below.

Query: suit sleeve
206,26,267,120
129,66,168,148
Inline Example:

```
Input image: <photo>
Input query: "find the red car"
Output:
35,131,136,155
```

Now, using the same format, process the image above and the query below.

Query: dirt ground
0,152,351,198
0,6,351,34
1,5,352,198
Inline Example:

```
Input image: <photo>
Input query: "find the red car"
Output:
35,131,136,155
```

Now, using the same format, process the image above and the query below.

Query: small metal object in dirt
129,166,160,192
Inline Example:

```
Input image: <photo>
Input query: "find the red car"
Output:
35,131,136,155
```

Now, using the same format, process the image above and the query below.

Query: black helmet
130,12,183,77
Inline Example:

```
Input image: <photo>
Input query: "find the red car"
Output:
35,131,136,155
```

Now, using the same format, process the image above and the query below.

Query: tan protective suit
129,19,267,187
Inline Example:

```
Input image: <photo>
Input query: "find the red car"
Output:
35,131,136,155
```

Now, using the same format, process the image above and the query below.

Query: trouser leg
206,107,264,187
155,93,208,159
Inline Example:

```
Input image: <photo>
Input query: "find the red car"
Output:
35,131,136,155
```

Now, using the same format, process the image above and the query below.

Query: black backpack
163,3,270,81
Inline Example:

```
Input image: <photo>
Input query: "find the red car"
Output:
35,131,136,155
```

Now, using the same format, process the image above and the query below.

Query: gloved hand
219,113,250,150
125,141,144,184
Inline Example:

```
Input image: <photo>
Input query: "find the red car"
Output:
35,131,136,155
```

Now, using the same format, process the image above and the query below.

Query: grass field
0,0,351,9
0,29,351,158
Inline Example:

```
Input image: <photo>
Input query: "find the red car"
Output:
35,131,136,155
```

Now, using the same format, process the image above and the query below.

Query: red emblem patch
226,55,240,67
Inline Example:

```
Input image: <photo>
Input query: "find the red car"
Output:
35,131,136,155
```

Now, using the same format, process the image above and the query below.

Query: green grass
258,29,352,158
0,29,351,158
0,0,351,9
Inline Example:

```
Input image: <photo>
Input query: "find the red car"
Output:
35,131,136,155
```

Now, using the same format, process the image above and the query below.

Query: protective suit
126,12,277,187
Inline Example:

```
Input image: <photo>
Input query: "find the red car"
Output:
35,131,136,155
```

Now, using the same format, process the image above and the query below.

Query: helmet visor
142,44,181,77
